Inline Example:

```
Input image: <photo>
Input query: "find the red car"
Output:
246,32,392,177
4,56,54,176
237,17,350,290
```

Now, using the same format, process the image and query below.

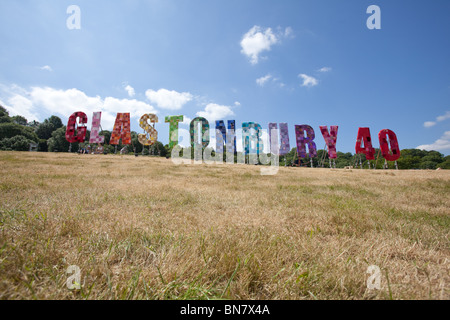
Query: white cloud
39,65,53,72
299,74,318,87
318,67,332,73
424,110,450,128
234,101,241,107
436,111,450,122
1,95,40,122
196,103,235,122
30,87,103,116
0,84,156,130
145,88,193,110
181,116,192,125
124,85,135,97
240,26,293,65
256,74,272,87
240,26,279,65
284,27,294,38
417,131,450,151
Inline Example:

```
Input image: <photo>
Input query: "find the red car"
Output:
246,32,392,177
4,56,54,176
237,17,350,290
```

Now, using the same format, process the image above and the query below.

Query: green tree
0,135,33,151
48,126,78,152
11,115,28,126
36,121,56,140
164,144,173,158
0,122,39,142
0,105,11,123
35,116,65,151
420,160,438,170
48,115,63,130
27,120,40,129
438,156,450,169
155,141,167,157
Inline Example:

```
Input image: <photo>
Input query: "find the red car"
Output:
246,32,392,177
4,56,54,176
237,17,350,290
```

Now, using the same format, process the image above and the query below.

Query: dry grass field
0,151,448,300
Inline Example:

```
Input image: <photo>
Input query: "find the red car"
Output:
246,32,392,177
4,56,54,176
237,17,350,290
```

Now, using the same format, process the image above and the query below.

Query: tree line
0,105,448,169
0,106,167,157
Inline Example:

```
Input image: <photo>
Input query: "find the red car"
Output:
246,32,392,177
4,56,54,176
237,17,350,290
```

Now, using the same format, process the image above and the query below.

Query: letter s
138,114,158,146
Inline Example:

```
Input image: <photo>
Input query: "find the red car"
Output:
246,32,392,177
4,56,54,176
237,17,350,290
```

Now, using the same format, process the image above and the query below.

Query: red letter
355,127,375,160
378,129,400,161
65,112,87,143
110,113,131,145
319,126,338,159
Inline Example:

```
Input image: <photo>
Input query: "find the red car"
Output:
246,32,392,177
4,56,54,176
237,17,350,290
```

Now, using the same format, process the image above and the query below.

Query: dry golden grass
0,151,448,300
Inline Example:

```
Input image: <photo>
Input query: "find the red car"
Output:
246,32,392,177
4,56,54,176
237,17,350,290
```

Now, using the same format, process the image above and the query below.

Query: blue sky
0,0,449,155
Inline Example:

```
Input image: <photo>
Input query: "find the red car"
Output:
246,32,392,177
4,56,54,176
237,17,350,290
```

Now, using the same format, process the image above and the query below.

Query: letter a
355,127,375,160
366,5,381,30
67,5,81,30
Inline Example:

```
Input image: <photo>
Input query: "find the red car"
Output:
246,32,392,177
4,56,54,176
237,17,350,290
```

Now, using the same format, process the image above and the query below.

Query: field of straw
0,151,448,300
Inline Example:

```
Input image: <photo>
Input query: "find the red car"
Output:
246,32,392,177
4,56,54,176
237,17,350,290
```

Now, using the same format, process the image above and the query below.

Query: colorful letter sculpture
319,126,339,159
110,113,131,145
226,121,236,154
165,115,184,149
190,117,210,149
138,113,158,146
295,125,317,158
65,111,87,143
378,129,401,161
89,112,105,144
279,123,290,156
355,127,375,160
63,109,402,167
216,120,236,154
242,122,264,155
268,123,279,155
268,123,290,156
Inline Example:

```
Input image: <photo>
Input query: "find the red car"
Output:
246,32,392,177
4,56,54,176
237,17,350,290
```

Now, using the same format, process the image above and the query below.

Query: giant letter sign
138,114,158,146
190,117,209,162
295,125,317,158
89,112,105,144
355,127,375,160
110,113,131,145
165,115,183,149
268,123,279,155
279,123,290,156
65,111,87,143
319,126,339,159
242,122,264,155
190,117,210,149
378,129,400,161
216,120,236,154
